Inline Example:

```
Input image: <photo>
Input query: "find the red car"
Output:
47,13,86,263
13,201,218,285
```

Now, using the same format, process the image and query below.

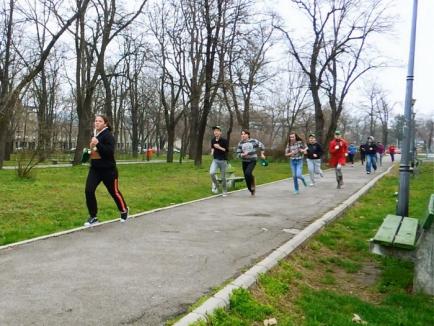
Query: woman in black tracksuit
84,115,128,226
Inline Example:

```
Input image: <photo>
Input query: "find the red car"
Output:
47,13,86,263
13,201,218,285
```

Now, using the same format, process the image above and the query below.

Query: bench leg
369,242,416,263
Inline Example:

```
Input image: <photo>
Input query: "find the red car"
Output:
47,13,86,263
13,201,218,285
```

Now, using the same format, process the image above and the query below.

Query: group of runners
83,115,396,226
209,127,397,196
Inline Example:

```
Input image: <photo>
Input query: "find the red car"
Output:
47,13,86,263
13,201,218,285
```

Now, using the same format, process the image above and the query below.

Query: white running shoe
120,208,128,223
84,217,99,226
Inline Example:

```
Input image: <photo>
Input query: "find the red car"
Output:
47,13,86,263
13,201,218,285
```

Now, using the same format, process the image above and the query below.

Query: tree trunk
166,128,175,163
311,84,325,147
0,121,8,169
428,121,433,152
73,96,93,164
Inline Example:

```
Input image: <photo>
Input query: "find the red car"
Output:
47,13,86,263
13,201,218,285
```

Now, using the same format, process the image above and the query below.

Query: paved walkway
0,160,393,325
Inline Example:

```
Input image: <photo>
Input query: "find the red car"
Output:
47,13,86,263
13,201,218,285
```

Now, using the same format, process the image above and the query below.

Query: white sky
265,0,433,119
377,0,434,119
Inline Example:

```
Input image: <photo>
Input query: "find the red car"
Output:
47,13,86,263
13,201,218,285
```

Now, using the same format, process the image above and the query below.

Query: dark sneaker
84,217,99,226
251,177,256,196
120,208,128,223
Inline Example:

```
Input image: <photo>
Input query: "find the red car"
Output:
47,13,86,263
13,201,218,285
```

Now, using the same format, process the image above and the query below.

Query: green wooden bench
215,164,245,189
371,194,434,251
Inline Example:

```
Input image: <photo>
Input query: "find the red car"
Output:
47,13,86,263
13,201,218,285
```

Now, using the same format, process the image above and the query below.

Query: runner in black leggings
236,129,266,196
84,115,128,226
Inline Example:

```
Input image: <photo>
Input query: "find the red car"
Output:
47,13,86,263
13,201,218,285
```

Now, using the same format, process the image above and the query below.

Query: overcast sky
378,0,433,118
266,0,433,119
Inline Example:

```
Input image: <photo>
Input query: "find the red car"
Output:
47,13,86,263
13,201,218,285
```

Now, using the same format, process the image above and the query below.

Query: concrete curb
173,166,394,326
0,164,322,252
0,193,223,251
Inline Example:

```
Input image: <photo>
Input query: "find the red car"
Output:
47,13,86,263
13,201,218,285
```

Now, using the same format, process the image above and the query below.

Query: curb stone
174,165,394,326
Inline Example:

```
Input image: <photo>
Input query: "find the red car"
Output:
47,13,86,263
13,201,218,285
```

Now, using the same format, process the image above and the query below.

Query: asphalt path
0,159,393,325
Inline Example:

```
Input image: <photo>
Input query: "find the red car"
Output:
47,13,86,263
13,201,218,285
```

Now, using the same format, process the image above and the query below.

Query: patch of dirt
250,242,385,312
354,261,382,287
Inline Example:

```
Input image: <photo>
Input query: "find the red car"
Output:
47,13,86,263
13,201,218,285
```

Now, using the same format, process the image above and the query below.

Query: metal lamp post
397,0,418,217
409,99,416,168
412,108,417,166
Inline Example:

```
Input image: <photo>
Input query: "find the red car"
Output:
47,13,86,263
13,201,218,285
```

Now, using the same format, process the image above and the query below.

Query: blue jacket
348,144,357,155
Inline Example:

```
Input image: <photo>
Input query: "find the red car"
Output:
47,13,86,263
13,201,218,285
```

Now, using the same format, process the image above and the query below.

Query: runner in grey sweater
236,129,265,196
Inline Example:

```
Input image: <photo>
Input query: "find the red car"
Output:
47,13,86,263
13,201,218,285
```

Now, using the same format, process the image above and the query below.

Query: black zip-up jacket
365,142,377,155
91,128,116,169
306,142,323,159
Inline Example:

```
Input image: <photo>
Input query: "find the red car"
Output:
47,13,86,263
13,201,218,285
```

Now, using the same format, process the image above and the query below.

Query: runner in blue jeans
305,134,324,186
364,136,378,174
210,125,229,196
285,132,307,194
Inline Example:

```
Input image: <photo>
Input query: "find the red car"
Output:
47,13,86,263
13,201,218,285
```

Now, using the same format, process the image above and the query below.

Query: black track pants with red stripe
85,167,127,218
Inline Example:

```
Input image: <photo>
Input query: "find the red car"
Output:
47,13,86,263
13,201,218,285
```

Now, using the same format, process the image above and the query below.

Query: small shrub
15,149,40,179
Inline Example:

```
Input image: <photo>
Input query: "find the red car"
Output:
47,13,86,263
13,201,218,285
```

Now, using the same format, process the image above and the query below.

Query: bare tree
30,56,61,160
24,0,65,160
362,83,380,137
148,1,185,162
0,0,90,168
418,117,434,153
117,32,150,158
276,64,311,144
0,0,18,163
375,96,393,145
275,0,392,149
226,21,275,130
179,0,224,166
70,0,147,164
390,114,405,148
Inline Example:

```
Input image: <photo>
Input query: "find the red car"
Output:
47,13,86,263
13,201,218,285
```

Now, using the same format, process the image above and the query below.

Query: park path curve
0,160,393,325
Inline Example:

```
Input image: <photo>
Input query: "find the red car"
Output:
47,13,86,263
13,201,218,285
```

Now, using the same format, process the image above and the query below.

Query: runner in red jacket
329,130,348,189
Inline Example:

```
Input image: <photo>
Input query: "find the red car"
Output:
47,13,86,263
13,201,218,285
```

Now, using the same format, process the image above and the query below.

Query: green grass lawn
2,152,179,166
189,163,434,326
0,157,292,245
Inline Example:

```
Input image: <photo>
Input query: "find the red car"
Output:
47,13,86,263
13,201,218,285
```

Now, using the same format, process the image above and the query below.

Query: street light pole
409,99,416,168
397,0,418,217
412,108,417,166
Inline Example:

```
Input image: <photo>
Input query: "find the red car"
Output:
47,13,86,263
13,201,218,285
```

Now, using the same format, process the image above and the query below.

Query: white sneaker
222,192,228,197
120,207,129,223
211,183,218,193
84,217,99,226
309,183,315,186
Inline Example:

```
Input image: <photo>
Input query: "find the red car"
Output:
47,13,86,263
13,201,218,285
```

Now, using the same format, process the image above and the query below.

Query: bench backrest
421,194,434,230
